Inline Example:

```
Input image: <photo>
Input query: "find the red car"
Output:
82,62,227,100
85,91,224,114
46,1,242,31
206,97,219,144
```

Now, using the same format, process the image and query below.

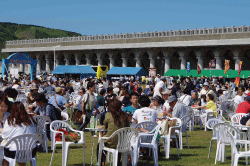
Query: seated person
0,96,10,130
236,96,250,114
217,89,228,104
164,96,187,119
98,98,129,166
234,88,245,105
123,92,140,115
179,88,191,106
150,95,165,117
133,95,157,124
2,102,36,166
193,94,217,124
34,93,58,121
48,87,71,110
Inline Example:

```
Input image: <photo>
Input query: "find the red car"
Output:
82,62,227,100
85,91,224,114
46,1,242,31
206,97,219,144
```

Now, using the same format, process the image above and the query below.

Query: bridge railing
5,25,250,45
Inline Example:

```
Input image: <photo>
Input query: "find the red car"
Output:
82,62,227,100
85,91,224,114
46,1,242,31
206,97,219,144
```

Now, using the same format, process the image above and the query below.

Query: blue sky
0,0,249,35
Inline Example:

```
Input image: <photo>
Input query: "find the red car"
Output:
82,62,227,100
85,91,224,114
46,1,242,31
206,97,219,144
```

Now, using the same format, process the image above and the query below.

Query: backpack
47,104,62,121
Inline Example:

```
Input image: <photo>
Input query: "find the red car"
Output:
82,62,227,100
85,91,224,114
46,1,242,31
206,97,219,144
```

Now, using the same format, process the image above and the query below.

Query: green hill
0,22,82,59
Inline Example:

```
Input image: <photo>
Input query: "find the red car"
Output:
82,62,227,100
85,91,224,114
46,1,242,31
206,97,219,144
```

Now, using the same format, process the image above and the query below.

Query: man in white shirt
234,88,245,105
153,77,167,98
154,74,161,85
133,95,157,124
164,96,187,119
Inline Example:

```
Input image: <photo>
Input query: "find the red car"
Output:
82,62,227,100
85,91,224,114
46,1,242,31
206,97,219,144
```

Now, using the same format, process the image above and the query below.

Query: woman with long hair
2,102,36,166
0,96,10,130
98,98,129,165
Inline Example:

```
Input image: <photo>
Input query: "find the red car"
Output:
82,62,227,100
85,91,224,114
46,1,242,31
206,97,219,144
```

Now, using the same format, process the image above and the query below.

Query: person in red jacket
236,96,250,114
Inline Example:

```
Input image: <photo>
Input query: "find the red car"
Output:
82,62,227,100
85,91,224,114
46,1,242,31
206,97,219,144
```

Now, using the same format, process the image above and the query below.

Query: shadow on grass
187,146,207,149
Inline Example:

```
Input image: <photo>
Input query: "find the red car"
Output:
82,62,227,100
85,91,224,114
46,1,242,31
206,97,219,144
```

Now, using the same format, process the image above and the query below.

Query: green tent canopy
164,69,250,78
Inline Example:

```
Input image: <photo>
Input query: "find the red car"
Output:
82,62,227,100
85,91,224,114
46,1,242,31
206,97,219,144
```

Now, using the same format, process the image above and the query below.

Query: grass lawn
34,126,247,166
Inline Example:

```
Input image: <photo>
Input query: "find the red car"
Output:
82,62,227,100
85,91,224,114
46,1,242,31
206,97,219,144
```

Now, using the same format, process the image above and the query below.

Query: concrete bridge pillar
135,57,142,67
45,55,51,72
162,51,171,73
179,50,186,70
74,53,80,65
19,64,24,72
233,50,241,70
148,50,155,68
64,54,70,65
36,54,42,73
214,49,223,70
122,58,128,67
195,50,204,70
96,51,103,66
134,50,142,67
56,58,60,67
109,57,115,68
86,53,91,66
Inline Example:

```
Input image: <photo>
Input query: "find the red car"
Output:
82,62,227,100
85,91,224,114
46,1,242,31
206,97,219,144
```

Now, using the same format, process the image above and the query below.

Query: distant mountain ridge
0,22,82,58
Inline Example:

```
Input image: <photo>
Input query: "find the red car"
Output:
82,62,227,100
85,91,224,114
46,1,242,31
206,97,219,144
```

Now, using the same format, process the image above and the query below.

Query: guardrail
5,25,250,45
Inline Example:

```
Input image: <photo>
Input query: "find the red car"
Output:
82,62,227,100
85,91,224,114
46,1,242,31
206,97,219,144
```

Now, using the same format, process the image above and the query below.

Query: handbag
72,93,89,124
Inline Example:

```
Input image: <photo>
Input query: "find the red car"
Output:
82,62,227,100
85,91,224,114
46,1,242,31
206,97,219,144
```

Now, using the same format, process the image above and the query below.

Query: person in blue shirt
123,92,140,115
48,87,71,110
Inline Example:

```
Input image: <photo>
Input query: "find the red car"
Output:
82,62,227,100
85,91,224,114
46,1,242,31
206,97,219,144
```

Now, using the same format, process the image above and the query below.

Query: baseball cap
167,95,177,103
162,89,172,95
203,82,209,86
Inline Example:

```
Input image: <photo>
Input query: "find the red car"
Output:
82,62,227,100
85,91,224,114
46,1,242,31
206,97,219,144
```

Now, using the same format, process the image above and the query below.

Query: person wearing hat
162,89,172,112
236,96,250,114
199,82,217,101
48,87,71,109
153,77,167,98
154,74,161,84
163,95,187,119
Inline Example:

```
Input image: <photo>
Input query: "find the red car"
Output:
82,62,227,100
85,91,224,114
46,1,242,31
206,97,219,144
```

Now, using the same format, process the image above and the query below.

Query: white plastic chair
132,124,161,166
231,113,247,126
61,111,69,122
186,106,195,131
33,116,51,153
97,127,139,166
206,118,224,158
1,134,42,166
50,120,85,166
161,118,180,159
227,131,250,166
203,109,215,131
213,123,246,164
176,115,191,150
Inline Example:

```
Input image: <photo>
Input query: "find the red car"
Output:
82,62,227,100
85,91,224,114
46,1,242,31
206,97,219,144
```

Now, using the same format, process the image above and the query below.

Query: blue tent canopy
106,67,147,79
52,65,96,78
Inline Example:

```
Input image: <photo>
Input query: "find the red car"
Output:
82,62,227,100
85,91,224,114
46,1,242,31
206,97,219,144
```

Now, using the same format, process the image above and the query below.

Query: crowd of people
1,72,250,165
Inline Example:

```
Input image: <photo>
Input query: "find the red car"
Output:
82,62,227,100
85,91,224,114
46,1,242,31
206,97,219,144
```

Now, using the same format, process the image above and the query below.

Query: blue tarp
106,67,147,79
52,65,96,78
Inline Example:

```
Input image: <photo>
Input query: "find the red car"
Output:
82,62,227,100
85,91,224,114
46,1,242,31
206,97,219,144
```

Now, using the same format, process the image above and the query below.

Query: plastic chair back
180,115,191,132
33,116,51,136
108,127,139,152
5,134,42,163
231,113,247,125
135,121,158,132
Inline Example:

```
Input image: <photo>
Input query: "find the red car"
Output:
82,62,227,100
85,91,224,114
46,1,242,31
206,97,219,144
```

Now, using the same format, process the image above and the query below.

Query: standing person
154,74,161,85
77,82,100,131
153,77,167,98
75,88,86,110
